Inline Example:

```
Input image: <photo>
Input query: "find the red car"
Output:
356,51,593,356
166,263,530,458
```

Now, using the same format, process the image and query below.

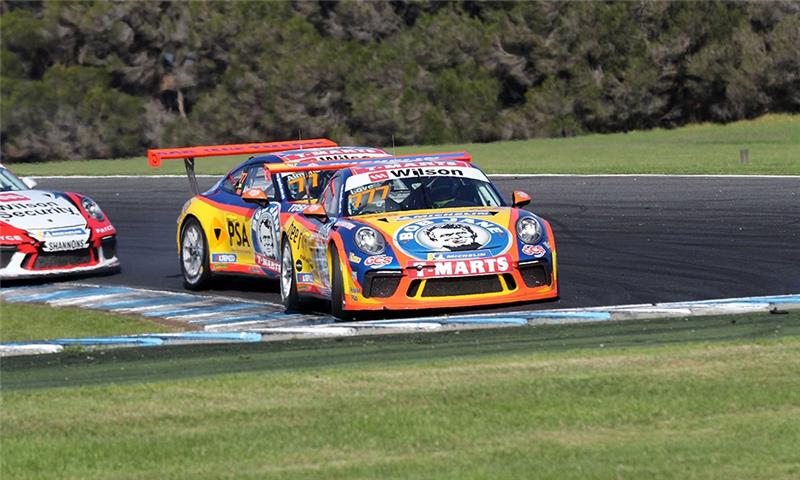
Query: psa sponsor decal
211,253,237,263
0,193,30,202
227,219,250,247
409,255,511,278
364,255,393,268
521,244,546,258
394,217,511,259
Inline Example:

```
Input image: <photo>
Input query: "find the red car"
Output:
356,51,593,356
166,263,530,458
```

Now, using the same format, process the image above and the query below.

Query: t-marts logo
394,217,511,259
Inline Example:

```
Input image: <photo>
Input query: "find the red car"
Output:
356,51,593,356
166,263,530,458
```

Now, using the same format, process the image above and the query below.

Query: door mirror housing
512,190,532,208
303,203,329,222
241,188,269,207
21,177,38,189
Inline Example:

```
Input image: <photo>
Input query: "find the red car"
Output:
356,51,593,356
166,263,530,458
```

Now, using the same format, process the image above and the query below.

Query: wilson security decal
345,164,488,191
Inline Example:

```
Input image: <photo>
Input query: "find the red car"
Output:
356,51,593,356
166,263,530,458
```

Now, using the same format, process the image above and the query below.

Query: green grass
2,311,799,479
0,302,179,342
7,114,799,176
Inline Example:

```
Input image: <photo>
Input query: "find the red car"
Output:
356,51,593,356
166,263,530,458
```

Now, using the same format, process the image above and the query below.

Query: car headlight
516,216,542,244
354,226,385,255
81,197,106,222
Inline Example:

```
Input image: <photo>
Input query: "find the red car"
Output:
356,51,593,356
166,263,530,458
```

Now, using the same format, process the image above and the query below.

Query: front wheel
280,239,302,311
180,218,210,290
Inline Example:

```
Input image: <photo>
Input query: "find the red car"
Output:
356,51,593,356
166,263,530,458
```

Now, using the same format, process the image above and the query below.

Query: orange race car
273,151,558,319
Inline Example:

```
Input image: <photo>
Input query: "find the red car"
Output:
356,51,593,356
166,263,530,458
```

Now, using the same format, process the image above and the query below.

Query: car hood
363,207,515,261
0,190,89,241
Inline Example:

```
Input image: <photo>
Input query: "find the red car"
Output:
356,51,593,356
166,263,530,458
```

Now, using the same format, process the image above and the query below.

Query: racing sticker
409,255,512,278
42,239,86,252
521,244,547,258
251,204,280,261
211,253,237,263
394,217,511,260
345,162,489,192
0,193,30,202
364,255,393,268
279,147,388,163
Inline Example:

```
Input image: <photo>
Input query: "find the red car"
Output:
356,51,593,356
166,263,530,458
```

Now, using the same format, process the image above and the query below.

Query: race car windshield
280,171,334,202
345,176,504,216
0,169,27,192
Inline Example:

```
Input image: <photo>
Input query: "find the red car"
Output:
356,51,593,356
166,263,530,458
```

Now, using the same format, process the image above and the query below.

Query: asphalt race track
30,175,800,315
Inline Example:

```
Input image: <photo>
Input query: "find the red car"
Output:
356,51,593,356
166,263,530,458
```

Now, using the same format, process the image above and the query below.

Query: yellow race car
147,139,390,289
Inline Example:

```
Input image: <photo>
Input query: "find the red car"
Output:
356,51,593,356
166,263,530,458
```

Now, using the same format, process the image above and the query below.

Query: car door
308,173,343,293
243,164,282,274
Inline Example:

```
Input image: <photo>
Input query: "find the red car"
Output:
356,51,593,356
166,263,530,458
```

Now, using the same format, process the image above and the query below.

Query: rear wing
147,138,337,194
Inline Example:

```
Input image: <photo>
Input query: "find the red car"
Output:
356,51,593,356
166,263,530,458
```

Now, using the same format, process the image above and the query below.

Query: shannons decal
43,239,86,252
393,216,511,260
409,255,511,278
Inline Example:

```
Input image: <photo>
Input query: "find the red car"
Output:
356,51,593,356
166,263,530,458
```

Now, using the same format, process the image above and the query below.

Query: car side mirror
512,190,532,208
241,188,269,207
303,203,329,222
21,177,37,189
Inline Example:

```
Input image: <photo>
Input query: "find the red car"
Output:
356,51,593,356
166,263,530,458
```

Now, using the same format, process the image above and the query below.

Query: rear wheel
280,239,302,311
330,247,355,322
180,218,210,290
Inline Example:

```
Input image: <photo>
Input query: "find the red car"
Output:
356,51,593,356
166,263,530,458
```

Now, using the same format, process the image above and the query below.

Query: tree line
1,1,798,162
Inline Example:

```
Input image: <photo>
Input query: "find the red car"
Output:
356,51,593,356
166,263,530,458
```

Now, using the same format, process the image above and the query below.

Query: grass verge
2,311,799,479
7,114,799,176
0,301,179,342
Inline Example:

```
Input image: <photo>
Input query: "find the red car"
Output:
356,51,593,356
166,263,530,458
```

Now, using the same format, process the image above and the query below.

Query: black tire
179,218,211,290
330,247,355,322
280,238,302,311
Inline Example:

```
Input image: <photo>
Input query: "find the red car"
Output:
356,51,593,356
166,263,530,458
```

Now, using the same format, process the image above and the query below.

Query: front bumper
343,259,558,311
0,236,120,280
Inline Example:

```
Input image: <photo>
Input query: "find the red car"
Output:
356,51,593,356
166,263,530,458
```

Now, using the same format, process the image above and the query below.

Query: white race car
0,164,119,280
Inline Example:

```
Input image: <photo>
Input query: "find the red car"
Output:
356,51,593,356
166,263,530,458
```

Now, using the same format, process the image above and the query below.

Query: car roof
247,146,391,168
